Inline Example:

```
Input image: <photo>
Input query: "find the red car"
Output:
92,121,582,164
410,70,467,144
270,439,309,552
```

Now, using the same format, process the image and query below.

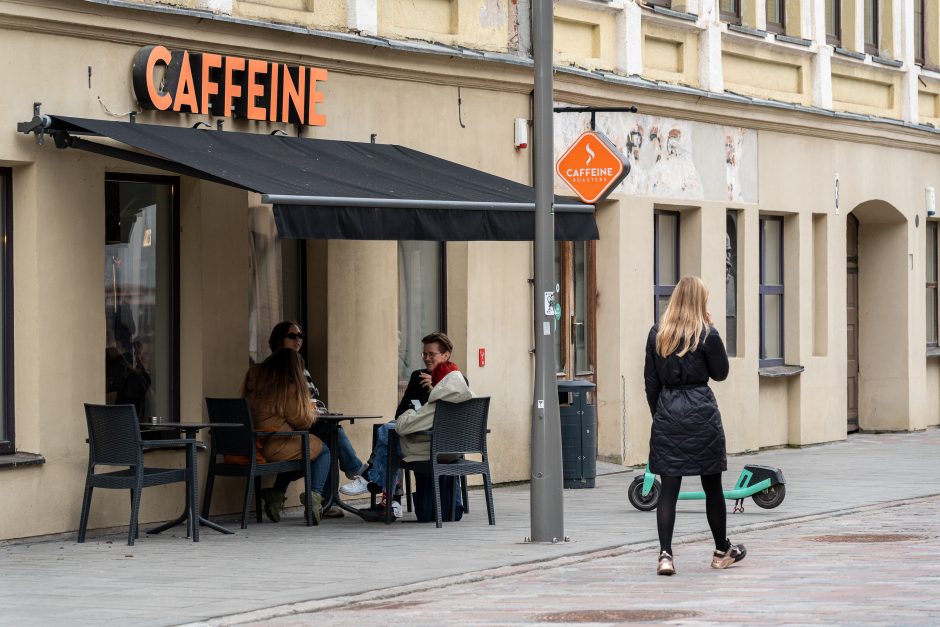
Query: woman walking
644,276,745,576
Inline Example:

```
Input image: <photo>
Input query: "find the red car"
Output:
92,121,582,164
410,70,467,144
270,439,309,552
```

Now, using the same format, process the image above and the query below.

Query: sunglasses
285,332,305,340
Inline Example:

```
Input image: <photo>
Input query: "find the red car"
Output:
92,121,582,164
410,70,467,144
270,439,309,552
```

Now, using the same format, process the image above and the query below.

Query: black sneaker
711,541,746,569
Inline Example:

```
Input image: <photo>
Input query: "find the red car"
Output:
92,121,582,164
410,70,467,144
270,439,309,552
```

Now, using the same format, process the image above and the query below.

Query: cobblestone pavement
241,495,940,626
0,429,938,626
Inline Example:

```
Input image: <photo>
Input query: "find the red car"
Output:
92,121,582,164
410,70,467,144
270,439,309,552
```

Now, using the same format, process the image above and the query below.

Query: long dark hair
244,348,311,420
269,320,302,353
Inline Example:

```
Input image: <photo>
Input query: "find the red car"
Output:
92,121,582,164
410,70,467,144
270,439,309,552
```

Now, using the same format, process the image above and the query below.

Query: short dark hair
421,331,453,354
269,320,302,354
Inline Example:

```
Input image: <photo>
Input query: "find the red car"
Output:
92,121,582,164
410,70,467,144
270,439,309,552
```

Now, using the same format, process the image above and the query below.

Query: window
766,0,785,34
915,0,926,65
928,221,938,346
864,0,879,55
248,205,306,364
759,216,784,366
0,168,12,455
104,174,179,422
719,0,742,24
554,241,596,379
826,0,841,46
654,211,680,322
398,242,445,386
725,211,740,357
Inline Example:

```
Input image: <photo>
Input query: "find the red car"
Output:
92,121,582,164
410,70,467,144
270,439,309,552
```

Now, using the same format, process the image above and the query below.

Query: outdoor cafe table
315,414,385,519
140,422,237,540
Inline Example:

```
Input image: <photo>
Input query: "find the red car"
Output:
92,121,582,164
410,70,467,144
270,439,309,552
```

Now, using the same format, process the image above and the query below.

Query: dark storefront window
248,206,307,364
760,215,785,366
398,242,445,387
726,211,740,357
104,175,179,422
0,168,12,454
927,221,938,346
654,211,680,322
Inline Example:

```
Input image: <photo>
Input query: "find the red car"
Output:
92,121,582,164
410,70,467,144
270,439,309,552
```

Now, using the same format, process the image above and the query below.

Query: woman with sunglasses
268,322,370,515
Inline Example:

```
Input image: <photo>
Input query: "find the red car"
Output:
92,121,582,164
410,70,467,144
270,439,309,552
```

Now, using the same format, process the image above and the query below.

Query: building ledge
649,6,698,23
834,47,866,61
758,364,805,378
872,56,903,69
0,452,46,470
775,34,812,47
727,23,768,39
927,346,940,358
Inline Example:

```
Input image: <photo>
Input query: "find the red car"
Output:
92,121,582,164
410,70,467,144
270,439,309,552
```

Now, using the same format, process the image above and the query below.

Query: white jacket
395,371,473,461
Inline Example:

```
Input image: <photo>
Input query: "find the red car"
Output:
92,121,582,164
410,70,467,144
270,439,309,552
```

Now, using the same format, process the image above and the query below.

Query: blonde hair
656,276,710,358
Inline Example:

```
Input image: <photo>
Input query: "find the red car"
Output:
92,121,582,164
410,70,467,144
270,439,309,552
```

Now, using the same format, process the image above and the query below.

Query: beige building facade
0,0,937,541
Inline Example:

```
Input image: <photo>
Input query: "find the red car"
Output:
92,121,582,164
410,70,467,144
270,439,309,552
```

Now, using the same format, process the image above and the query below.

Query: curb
183,493,940,626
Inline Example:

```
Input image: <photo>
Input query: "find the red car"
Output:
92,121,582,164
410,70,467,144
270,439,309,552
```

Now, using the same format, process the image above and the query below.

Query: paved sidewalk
0,429,938,626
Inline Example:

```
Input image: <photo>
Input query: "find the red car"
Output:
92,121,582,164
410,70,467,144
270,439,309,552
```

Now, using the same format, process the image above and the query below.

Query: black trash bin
558,380,597,489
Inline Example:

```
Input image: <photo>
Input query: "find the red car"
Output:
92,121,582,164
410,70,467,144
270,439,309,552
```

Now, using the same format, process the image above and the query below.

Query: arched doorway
847,201,909,432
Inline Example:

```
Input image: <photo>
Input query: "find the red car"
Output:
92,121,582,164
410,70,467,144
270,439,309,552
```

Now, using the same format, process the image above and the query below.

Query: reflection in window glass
759,216,785,365
928,222,938,345
554,242,564,374
726,211,739,356
398,242,442,384
0,170,7,449
654,211,680,322
574,241,591,374
104,178,175,421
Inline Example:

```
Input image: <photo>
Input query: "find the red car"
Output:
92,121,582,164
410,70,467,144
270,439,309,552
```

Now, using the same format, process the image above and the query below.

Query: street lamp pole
530,0,564,542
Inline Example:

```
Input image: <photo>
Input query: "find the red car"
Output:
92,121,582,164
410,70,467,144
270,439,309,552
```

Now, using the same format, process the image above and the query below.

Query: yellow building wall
553,3,618,72
722,40,812,106
377,0,510,52
641,21,700,87
831,62,902,118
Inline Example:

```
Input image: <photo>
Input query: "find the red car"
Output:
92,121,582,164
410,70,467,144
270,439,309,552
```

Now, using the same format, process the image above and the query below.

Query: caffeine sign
555,131,630,204
132,45,328,126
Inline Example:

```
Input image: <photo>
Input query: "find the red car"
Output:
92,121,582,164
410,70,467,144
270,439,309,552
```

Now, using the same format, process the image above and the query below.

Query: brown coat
243,366,324,462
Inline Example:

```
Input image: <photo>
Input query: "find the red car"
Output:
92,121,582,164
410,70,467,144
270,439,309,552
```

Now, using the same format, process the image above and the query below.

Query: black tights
656,474,728,555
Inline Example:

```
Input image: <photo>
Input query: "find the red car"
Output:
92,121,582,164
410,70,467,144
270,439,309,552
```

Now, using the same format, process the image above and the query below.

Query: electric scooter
628,464,786,513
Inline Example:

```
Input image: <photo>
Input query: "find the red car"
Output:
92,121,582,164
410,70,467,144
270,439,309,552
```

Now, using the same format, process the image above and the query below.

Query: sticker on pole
555,130,630,204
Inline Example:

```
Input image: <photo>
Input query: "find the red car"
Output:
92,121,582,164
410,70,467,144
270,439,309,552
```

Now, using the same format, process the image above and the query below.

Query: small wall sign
132,45,328,126
555,131,630,204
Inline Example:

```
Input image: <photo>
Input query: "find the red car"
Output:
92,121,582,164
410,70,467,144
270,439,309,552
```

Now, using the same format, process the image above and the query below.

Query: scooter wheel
628,476,661,511
752,483,786,509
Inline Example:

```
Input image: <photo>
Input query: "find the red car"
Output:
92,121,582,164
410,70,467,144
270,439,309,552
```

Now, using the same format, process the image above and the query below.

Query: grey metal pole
530,0,564,542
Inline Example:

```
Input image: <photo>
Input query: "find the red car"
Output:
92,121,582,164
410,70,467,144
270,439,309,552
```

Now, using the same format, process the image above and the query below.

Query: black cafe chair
202,398,314,528
389,397,494,528
79,403,195,546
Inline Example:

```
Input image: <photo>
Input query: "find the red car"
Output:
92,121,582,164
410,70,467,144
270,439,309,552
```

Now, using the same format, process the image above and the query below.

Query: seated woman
242,347,331,524
268,321,370,505
368,361,472,519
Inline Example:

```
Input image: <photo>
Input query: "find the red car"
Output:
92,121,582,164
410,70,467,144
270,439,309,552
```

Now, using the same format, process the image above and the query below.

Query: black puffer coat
644,324,730,476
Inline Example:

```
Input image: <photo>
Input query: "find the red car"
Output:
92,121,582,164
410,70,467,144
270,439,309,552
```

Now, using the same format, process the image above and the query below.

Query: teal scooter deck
629,464,786,512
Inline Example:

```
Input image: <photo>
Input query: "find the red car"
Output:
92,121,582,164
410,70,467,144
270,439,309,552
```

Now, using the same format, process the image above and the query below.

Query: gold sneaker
657,551,676,576
711,541,747,569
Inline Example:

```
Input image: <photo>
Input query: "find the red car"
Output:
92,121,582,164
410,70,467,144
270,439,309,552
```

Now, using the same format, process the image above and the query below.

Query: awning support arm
263,194,594,213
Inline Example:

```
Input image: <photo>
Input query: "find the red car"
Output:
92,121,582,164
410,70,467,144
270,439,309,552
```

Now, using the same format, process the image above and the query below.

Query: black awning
44,116,597,241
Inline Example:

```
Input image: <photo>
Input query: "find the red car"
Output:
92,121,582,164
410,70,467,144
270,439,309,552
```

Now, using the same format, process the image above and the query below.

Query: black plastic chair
202,398,314,528
392,397,494,528
79,403,195,546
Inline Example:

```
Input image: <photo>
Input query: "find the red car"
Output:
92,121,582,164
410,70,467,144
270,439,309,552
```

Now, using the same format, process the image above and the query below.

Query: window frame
759,215,785,367
864,0,879,55
915,0,926,65
765,0,786,35
826,0,842,47
104,172,181,423
0,168,13,455
654,210,681,323
928,221,938,347
719,0,743,25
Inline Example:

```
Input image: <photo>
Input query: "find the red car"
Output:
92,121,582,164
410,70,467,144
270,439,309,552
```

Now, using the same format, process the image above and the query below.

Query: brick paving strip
192,494,940,626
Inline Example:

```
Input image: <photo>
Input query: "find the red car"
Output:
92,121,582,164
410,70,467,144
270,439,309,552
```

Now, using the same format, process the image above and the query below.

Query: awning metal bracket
16,102,52,145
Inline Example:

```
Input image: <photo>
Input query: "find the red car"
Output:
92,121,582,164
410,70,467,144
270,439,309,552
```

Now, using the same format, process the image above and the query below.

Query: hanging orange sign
555,131,629,204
